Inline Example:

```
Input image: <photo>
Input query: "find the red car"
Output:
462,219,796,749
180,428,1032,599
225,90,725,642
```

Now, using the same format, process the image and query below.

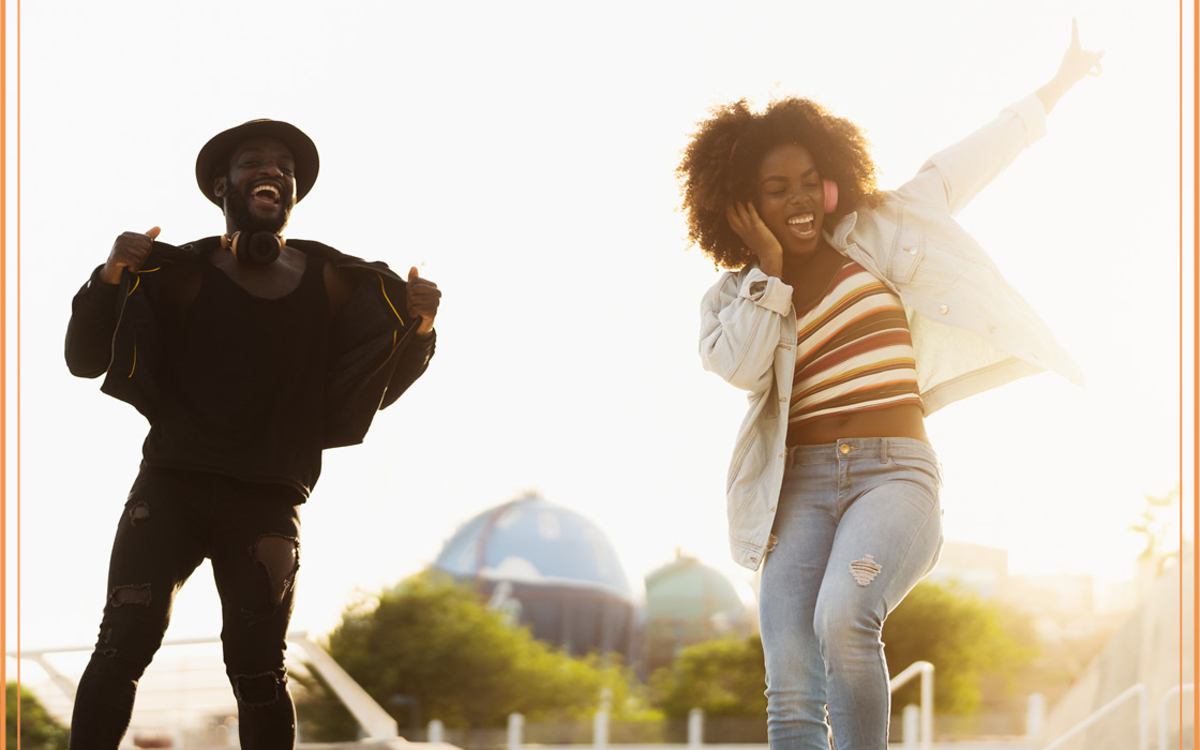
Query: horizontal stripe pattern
789,262,922,425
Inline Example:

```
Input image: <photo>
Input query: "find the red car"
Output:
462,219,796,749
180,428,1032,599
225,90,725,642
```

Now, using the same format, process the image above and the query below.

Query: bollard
428,719,445,744
688,707,703,749
1026,693,1045,739
508,712,524,750
902,704,919,748
594,709,610,749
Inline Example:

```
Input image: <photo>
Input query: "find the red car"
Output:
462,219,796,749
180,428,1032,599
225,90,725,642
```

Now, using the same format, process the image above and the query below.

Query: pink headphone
823,179,839,214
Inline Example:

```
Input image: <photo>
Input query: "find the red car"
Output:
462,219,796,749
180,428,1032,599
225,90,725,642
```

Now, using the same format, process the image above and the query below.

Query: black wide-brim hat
195,119,319,207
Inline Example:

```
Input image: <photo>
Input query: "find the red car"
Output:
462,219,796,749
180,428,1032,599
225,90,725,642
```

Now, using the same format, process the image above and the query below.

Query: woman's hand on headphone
100,226,160,285
726,202,783,278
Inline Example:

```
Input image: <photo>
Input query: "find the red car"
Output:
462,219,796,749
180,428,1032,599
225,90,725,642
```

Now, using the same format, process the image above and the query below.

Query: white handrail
1158,684,1194,750
889,661,934,750
289,633,399,739
1042,683,1147,750
13,631,400,739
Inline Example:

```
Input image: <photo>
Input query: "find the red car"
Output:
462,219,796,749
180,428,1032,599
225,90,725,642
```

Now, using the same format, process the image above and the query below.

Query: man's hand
100,226,161,285
1037,19,1104,115
726,202,783,278
406,266,440,339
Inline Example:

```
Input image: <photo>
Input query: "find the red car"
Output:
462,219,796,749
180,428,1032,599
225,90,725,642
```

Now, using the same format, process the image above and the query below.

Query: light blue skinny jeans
759,437,943,750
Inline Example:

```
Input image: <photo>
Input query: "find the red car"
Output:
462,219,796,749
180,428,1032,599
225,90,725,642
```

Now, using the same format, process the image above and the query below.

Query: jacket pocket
886,228,925,284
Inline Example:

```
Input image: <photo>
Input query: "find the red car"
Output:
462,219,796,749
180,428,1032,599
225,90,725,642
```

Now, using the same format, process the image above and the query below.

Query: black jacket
65,236,435,449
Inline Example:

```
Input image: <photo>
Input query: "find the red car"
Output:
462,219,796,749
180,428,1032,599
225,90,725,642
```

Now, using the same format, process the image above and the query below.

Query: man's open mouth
251,183,281,207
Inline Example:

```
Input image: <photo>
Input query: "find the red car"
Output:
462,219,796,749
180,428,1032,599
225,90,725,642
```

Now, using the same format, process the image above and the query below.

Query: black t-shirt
141,255,330,499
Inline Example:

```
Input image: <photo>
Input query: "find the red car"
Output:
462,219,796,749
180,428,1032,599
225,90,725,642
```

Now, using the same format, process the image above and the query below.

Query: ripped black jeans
69,467,302,750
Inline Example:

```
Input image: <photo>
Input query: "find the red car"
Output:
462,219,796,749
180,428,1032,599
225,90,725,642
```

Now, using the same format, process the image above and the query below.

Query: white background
2,0,1187,664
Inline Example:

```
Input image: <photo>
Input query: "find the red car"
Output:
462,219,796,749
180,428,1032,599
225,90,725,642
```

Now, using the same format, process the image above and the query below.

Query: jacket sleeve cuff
75,264,121,309
739,267,793,316
1003,93,1048,146
411,328,436,353
400,328,436,364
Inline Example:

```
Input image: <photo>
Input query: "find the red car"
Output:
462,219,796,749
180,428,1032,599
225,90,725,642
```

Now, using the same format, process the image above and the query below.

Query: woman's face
754,143,826,259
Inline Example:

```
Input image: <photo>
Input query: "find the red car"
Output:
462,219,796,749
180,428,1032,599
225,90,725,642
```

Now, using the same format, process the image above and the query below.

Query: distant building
431,492,637,659
642,551,756,674
926,540,1010,597
926,539,1126,645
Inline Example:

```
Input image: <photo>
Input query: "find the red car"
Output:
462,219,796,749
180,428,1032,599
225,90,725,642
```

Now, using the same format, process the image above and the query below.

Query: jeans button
839,444,851,454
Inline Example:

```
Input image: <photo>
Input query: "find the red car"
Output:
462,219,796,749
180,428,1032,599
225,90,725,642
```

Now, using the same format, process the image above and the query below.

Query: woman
680,22,1102,750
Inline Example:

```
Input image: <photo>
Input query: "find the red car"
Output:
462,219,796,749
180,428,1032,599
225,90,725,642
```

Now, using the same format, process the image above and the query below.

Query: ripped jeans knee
231,668,289,707
251,534,300,611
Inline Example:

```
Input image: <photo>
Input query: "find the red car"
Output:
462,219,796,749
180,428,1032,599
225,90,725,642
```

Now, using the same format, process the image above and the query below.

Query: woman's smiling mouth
787,213,816,239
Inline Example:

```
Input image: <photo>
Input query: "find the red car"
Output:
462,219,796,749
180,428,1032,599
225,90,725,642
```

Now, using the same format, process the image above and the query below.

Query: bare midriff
785,403,929,447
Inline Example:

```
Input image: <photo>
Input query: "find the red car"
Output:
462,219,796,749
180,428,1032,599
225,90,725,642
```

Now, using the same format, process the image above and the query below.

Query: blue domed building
432,493,637,659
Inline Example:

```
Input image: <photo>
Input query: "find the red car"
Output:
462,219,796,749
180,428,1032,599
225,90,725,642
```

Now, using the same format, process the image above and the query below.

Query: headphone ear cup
823,179,838,214
244,232,282,265
227,231,242,260
227,231,282,265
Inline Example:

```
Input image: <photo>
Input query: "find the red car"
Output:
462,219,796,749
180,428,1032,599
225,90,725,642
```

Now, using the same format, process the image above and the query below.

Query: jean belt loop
881,436,890,464
785,446,794,470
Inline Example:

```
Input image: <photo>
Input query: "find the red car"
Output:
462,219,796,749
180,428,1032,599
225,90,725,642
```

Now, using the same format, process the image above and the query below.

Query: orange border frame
2,0,10,745
1191,0,1198,747
0,4,1193,750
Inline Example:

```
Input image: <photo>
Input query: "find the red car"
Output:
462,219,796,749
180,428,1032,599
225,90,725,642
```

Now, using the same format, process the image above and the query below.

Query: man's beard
224,181,294,235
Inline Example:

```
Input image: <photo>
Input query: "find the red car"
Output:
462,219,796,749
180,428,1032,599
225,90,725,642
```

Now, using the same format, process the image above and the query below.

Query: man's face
213,137,297,234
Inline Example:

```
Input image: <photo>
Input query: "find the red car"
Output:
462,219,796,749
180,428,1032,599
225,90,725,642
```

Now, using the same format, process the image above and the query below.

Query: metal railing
1042,683,1148,750
11,631,401,741
889,660,934,750
1158,684,1194,750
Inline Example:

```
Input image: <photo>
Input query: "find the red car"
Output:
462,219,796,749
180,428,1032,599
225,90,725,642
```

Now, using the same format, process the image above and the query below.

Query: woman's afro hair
677,96,882,270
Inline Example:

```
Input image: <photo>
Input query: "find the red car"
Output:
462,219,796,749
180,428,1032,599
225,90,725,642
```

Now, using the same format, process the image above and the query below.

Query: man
64,120,440,749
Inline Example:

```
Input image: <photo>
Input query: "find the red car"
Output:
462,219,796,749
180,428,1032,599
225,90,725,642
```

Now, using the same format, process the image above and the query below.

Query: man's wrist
89,264,122,290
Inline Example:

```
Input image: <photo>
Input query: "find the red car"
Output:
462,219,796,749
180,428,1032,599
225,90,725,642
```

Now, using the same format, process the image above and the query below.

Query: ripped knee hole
253,535,299,606
233,670,286,706
128,502,150,525
109,584,152,607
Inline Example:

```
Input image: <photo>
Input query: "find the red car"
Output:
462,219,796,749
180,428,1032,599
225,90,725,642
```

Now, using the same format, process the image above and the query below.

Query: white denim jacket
699,93,1084,571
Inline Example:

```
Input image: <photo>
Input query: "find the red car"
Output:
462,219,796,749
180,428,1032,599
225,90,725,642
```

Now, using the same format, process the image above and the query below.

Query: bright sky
3,0,1189,661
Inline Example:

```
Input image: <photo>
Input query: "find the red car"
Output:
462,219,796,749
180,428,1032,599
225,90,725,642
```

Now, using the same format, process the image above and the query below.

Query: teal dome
645,553,749,622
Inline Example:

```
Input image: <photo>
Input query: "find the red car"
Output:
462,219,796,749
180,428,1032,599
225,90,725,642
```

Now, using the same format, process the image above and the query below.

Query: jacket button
904,247,917,255
938,304,949,315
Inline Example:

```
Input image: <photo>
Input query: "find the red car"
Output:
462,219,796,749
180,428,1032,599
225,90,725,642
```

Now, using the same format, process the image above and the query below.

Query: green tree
6,683,70,750
883,581,1038,713
649,581,1037,719
649,636,765,719
294,572,646,740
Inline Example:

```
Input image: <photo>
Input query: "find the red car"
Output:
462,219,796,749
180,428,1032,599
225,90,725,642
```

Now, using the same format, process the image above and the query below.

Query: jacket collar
824,211,859,250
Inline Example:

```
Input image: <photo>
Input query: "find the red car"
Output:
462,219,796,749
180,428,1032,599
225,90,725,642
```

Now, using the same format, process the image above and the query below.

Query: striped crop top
788,261,923,427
